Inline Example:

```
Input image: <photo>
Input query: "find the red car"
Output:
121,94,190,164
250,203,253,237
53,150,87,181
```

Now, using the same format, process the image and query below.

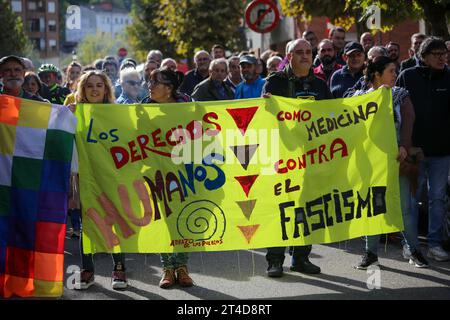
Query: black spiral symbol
177,200,226,241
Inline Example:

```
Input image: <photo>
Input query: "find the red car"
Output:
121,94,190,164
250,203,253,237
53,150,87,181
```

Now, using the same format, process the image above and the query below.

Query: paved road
60,233,450,300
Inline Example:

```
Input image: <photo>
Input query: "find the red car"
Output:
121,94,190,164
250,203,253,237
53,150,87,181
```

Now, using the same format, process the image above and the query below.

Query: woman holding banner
68,70,129,290
144,67,194,289
351,56,429,269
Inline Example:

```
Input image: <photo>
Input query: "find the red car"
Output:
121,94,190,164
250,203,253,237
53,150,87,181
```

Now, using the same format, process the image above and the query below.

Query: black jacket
396,66,450,156
191,78,234,101
179,69,208,96
262,66,332,100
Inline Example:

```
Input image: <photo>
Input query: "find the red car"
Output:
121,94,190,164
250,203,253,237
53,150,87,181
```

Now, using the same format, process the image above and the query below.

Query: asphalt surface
59,233,450,300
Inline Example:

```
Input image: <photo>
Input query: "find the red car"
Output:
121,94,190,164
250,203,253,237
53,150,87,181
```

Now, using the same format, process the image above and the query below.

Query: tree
127,0,246,62
156,0,246,59
0,0,31,56
279,0,449,40
76,31,131,65
126,0,179,62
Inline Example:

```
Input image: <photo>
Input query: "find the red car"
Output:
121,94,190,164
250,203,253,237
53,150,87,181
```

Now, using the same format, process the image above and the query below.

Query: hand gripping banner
75,88,403,254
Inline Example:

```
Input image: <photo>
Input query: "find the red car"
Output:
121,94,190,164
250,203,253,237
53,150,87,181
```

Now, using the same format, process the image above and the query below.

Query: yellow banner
75,87,403,253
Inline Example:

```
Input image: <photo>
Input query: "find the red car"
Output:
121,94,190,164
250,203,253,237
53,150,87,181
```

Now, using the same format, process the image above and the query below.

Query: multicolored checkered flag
0,95,77,298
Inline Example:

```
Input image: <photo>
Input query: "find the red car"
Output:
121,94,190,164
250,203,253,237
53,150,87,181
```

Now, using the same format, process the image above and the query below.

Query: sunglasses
124,80,141,86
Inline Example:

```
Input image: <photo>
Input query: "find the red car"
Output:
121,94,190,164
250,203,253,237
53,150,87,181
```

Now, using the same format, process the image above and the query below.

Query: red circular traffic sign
118,47,128,57
245,0,280,34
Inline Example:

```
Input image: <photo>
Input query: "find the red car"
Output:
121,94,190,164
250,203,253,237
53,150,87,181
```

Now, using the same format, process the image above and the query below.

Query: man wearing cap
329,41,365,98
0,56,44,101
262,39,331,278
234,55,266,99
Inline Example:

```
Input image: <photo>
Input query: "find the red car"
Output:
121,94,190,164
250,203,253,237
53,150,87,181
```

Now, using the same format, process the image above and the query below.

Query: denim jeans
266,245,312,266
411,156,450,248
160,253,189,269
79,230,125,272
366,175,418,253
68,209,81,231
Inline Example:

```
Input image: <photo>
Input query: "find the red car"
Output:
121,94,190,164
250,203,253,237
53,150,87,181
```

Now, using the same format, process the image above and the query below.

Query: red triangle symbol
226,106,259,136
234,175,259,197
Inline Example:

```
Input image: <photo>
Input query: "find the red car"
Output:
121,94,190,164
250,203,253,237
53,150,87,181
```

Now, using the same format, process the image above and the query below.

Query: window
49,39,57,52
11,0,22,12
31,38,40,50
40,39,46,50
29,19,40,32
115,18,118,24
28,1,37,10
106,17,110,23
48,1,56,13
48,20,57,32
37,0,45,12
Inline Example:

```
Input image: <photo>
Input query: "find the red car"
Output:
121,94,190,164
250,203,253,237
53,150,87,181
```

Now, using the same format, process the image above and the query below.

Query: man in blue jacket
396,37,450,262
329,42,365,98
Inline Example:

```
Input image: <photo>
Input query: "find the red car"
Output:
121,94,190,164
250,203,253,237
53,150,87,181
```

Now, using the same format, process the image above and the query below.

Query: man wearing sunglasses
116,68,142,104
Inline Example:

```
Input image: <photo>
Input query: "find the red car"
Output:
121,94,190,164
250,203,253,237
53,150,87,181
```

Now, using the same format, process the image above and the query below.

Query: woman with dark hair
141,67,190,104
141,68,194,288
350,56,429,269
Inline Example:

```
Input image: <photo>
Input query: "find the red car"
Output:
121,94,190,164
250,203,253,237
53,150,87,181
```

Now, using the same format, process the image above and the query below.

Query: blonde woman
68,70,127,290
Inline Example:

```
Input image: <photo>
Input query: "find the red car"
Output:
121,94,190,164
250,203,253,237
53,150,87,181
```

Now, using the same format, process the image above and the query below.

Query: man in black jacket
179,50,211,96
400,33,427,72
396,37,450,262
262,39,332,278
192,58,234,101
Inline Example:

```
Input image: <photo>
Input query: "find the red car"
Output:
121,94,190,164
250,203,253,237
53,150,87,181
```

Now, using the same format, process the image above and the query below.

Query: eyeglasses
293,50,312,56
147,79,171,87
125,80,141,86
429,51,448,59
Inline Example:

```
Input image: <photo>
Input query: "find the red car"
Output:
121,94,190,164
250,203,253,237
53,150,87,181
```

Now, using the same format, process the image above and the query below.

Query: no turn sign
245,0,280,34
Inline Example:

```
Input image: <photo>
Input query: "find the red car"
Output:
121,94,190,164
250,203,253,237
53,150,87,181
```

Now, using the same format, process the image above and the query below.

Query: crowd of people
1,26,449,291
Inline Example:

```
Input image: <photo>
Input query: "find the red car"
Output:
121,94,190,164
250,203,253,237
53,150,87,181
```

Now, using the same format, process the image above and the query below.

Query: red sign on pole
118,47,128,57
245,0,280,34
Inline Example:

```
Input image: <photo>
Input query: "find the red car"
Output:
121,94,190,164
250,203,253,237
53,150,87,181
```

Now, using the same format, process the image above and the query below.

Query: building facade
10,0,60,59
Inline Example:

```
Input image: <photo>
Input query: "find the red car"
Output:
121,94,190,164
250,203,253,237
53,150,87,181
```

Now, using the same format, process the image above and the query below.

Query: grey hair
194,50,211,62
209,58,228,72
266,56,282,66
228,55,240,64
287,39,311,53
147,50,163,61
161,58,177,68
367,46,388,60
119,67,140,83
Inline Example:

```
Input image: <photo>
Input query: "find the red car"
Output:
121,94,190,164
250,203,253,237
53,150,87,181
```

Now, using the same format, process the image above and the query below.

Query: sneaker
356,252,379,270
74,270,95,290
111,270,128,290
427,246,450,262
409,250,429,268
402,245,412,260
159,268,176,289
267,262,283,277
290,259,321,274
175,266,193,287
